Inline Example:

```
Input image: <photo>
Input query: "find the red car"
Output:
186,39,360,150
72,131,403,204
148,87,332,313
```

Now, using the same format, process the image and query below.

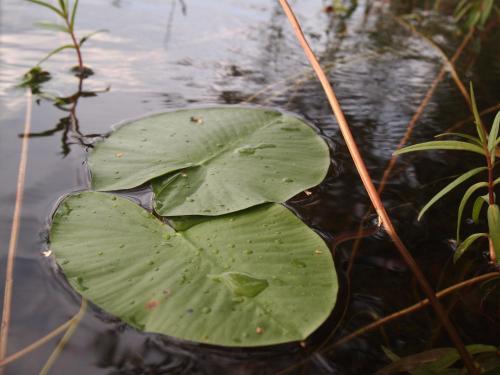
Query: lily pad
50,192,338,347
88,107,329,216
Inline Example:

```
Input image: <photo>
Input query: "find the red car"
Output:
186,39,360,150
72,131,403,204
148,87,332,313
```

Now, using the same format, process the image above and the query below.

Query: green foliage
50,192,338,346
18,66,51,94
454,0,496,29
89,107,330,216
377,344,498,374
396,84,499,263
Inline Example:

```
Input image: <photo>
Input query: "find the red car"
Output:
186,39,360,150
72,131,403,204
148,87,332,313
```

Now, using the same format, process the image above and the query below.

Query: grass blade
417,166,488,220
488,111,500,153
487,204,500,262
435,132,482,146
454,233,488,262
70,0,79,31
456,181,488,241
394,140,485,156
470,83,488,144
79,29,108,46
472,194,489,224
38,44,76,65
35,21,69,33
27,0,64,18
57,0,67,15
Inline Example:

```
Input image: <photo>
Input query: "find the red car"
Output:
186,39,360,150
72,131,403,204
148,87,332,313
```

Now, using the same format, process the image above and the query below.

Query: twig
277,1,477,373
0,90,33,374
331,272,500,349
39,299,87,375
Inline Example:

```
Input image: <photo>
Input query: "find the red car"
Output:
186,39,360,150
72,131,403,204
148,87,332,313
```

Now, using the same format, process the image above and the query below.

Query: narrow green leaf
382,346,401,362
27,0,65,18
70,0,79,31
456,181,488,242
488,111,500,152
417,166,488,221
454,1,472,21
35,21,69,33
79,29,108,46
472,194,489,224
57,0,67,14
454,233,488,262
470,83,487,145
38,44,76,65
487,204,500,263
394,140,484,156
480,0,495,26
435,132,482,146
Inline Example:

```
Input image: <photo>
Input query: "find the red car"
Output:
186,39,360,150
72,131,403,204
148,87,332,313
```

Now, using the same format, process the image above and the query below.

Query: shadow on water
0,0,499,374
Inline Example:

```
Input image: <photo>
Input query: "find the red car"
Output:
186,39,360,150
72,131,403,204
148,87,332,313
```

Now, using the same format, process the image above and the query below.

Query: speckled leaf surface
88,107,329,216
50,192,338,347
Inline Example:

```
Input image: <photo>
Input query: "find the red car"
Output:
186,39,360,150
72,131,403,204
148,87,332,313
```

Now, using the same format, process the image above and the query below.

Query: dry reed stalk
0,91,33,375
277,0,477,372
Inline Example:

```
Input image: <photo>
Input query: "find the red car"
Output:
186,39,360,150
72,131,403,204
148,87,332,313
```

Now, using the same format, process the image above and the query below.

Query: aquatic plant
47,107,338,346
25,0,100,77
454,0,497,29
396,84,499,264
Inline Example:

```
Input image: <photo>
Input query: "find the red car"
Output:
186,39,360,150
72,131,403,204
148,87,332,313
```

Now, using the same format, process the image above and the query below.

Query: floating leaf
89,108,330,216
487,204,500,262
417,167,487,221
394,140,485,157
50,192,338,347
454,232,488,262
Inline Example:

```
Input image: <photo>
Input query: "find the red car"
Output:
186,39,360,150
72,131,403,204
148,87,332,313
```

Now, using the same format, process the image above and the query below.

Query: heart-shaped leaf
50,192,338,347
88,107,330,216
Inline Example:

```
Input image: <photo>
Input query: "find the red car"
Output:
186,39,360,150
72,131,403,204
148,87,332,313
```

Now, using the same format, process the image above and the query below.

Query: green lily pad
88,107,329,216
50,192,338,347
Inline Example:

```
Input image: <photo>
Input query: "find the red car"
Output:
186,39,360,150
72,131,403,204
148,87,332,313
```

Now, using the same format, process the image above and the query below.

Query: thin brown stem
331,272,500,349
447,102,500,132
0,91,33,374
0,321,73,369
39,300,87,375
277,1,477,373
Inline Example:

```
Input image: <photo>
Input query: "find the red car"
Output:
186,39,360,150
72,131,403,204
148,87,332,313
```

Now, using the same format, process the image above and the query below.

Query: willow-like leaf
472,194,489,224
488,111,500,154
470,83,488,145
394,141,484,156
487,204,500,262
79,29,108,46
417,167,488,221
70,0,79,31
434,132,481,146
38,44,76,65
454,233,488,262
456,181,488,242
27,0,64,18
35,21,69,33
57,0,67,15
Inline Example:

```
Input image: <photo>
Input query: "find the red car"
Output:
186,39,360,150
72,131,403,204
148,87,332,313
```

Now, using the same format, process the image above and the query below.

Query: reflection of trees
19,72,108,157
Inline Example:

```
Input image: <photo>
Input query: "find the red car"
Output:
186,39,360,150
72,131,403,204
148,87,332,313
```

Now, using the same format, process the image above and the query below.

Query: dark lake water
1,0,499,374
